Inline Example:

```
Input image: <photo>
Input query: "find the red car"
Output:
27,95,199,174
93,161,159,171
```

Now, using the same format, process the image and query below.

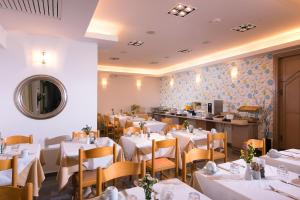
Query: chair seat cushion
146,158,175,172
74,170,97,187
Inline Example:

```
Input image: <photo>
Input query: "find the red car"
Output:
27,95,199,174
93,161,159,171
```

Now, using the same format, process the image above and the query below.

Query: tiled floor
37,147,240,200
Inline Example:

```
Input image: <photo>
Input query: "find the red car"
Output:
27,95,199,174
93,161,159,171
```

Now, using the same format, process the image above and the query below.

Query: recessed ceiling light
128,41,144,46
209,18,222,23
164,56,170,59
120,51,127,54
232,23,256,32
146,30,156,35
168,3,195,17
177,49,192,53
202,41,211,45
150,61,159,64
109,57,120,60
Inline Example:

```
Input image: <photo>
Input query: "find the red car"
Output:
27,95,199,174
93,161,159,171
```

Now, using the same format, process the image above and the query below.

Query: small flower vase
244,163,253,180
144,188,152,200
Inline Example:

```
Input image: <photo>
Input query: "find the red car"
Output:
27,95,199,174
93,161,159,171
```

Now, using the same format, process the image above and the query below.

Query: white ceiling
0,0,98,39
93,0,300,72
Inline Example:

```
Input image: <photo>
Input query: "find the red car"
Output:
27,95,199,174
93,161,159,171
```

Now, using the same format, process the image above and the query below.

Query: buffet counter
153,113,259,150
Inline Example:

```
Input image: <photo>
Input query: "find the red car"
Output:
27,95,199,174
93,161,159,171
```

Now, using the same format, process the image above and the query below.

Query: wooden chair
72,130,100,139
96,161,146,194
182,149,211,183
0,155,18,187
207,132,227,163
0,183,33,200
123,127,141,135
5,135,33,145
245,138,266,155
113,117,123,141
166,124,184,132
124,120,134,128
146,138,179,178
161,118,173,125
97,114,105,136
103,115,114,139
76,144,117,200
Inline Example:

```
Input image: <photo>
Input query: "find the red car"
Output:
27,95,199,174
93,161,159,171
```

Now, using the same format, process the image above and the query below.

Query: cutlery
278,152,296,158
285,150,300,155
280,180,300,188
217,165,232,173
269,185,300,200
230,161,246,168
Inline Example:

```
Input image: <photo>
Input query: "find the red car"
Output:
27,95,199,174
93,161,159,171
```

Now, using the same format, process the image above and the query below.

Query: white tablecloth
133,120,167,133
57,137,124,190
119,133,177,162
0,144,45,196
171,130,209,152
110,115,145,127
193,159,300,200
262,149,300,174
92,178,211,200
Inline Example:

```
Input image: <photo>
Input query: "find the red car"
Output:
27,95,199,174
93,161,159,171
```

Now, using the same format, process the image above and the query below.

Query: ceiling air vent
0,0,62,20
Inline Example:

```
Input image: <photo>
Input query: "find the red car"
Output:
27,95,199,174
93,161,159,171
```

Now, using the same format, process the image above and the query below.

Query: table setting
133,119,167,133
261,149,300,174
110,115,146,127
93,178,211,200
0,143,45,196
56,137,124,190
193,157,300,200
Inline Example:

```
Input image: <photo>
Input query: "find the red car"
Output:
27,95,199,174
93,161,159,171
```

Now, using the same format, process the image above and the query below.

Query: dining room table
133,120,167,133
119,132,180,165
56,137,124,190
193,158,300,200
90,178,212,200
0,143,45,197
170,129,210,152
261,149,300,174
110,114,145,127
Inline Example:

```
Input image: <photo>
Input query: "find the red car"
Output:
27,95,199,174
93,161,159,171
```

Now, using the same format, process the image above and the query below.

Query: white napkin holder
104,186,118,200
267,149,281,158
203,161,218,174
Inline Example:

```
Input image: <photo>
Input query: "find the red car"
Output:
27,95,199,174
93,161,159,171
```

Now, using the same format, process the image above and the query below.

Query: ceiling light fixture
128,41,144,46
109,57,120,60
168,3,195,17
150,61,159,64
177,49,192,53
232,23,256,32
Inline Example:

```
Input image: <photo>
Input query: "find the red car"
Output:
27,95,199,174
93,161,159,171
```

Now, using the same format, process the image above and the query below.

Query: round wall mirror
14,75,67,119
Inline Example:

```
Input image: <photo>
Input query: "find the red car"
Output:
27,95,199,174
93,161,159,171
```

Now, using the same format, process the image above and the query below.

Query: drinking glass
230,163,240,174
188,192,201,200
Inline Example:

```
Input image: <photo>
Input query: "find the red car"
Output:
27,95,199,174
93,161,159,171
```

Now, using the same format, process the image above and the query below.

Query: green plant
240,144,256,163
183,120,190,129
81,125,92,135
131,104,140,114
139,121,146,130
138,174,158,200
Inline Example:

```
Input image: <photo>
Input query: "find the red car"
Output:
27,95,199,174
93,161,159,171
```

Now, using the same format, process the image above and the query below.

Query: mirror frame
14,75,68,120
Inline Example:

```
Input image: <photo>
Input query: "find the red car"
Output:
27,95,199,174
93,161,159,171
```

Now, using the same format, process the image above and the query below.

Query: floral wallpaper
160,53,274,136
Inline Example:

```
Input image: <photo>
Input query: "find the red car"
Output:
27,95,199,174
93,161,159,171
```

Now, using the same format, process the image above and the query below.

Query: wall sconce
196,73,201,83
41,51,47,64
136,79,142,90
101,78,108,89
170,78,174,87
32,50,53,66
231,67,238,79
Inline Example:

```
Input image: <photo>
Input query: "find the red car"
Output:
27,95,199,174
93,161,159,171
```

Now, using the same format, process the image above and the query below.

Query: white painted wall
98,73,160,114
0,32,97,144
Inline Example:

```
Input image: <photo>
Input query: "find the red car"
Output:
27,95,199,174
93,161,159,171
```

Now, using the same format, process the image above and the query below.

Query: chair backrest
72,130,100,139
167,124,184,132
136,114,149,121
96,161,146,194
103,115,111,125
0,183,33,200
245,138,266,155
161,118,173,125
0,156,18,187
207,132,227,161
151,138,178,175
78,144,117,198
5,135,33,145
124,121,134,128
123,127,141,135
182,149,210,182
45,135,71,148
114,117,121,128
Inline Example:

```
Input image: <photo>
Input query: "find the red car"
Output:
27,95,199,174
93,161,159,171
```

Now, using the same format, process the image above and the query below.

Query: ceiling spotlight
128,40,144,46
202,41,211,45
177,49,192,53
168,3,195,17
209,18,222,23
232,23,256,32
150,61,159,64
109,57,120,60
146,30,156,35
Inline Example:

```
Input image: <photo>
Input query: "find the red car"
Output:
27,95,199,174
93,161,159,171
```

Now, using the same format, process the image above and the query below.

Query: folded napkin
267,149,281,158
